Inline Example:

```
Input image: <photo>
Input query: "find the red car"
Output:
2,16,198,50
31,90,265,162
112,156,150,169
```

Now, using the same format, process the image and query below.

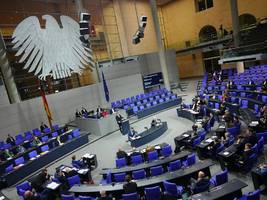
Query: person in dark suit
54,169,68,192
40,122,48,133
23,190,41,200
71,155,86,169
96,105,103,118
6,134,15,146
81,107,88,115
207,138,221,156
115,112,123,132
123,175,137,194
31,168,51,193
237,143,253,165
151,117,158,128
116,148,127,159
75,109,81,117
262,80,267,92
190,171,210,192
244,128,258,146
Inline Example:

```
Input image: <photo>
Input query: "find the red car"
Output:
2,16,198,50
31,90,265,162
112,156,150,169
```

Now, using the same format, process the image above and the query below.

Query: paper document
183,134,189,137
46,182,60,190
206,138,213,143
223,152,230,155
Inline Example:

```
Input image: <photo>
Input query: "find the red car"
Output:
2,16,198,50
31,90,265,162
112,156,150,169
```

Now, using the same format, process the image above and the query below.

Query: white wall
0,74,144,140
0,85,9,107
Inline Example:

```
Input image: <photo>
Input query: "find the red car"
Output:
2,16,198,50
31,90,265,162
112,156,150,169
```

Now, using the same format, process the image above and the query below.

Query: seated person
123,175,137,194
31,136,42,147
16,145,26,155
236,143,253,165
96,105,103,118
116,148,127,159
71,155,86,169
244,128,258,146
54,169,68,192
40,122,48,133
81,107,88,115
6,134,15,146
190,171,210,193
145,144,155,154
75,109,81,117
207,138,221,156
221,132,233,147
130,147,142,157
248,80,256,90
233,115,240,127
259,112,267,131
97,190,114,200
151,117,158,128
260,105,267,118
223,110,233,128
129,127,138,138
31,168,51,193
227,80,236,90
262,79,267,92
3,149,14,160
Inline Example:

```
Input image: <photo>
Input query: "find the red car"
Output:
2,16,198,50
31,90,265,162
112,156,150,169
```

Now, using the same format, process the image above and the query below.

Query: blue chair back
116,158,127,168
5,164,13,173
72,129,80,138
168,160,181,172
214,169,228,186
193,137,201,147
150,166,163,176
16,181,31,196
15,157,25,165
28,150,38,159
131,155,143,165
114,172,126,182
52,132,58,138
79,196,93,200
41,136,49,143
227,126,239,137
216,144,225,154
145,186,161,200
67,175,81,187
132,169,146,180
247,189,261,200
163,181,182,197
257,137,264,153
148,150,158,162
32,128,42,137
122,192,139,200
161,145,172,157
252,144,258,154
41,145,49,152
43,127,51,133
184,153,196,167
61,194,75,200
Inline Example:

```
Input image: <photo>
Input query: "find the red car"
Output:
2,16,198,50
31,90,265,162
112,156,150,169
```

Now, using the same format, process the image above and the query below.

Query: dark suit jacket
116,151,127,159
123,181,138,194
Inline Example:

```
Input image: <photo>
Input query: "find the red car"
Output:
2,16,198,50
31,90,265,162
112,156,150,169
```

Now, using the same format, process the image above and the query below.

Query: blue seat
168,160,181,172
114,172,126,182
145,186,161,200
28,150,38,159
41,135,49,143
52,124,60,131
43,127,51,133
241,100,248,109
72,129,80,138
52,132,58,138
215,103,220,109
67,175,81,187
163,180,183,198
25,133,33,141
116,158,127,168
32,128,42,137
61,194,76,200
41,144,49,153
161,145,172,157
132,169,146,180
5,164,13,173
122,192,139,200
251,144,258,154
237,189,261,200
15,134,24,141
257,137,264,153
227,126,239,137
150,166,164,176
210,169,228,186
16,181,31,196
15,157,25,166
183,153,196,167
133,106,139,114
199,131,206,141
131,155,143,165
79,196,95,200
148,150,158,162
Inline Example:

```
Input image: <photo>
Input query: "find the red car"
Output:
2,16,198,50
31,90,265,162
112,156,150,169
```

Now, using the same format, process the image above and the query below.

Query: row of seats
4,129,81,174
116,145,173,168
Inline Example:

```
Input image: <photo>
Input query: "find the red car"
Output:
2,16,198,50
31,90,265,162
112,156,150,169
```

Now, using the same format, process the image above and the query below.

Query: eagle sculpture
12,15,94,80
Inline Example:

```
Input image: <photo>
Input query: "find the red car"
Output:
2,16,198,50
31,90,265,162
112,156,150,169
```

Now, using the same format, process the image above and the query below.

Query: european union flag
102,71,110,102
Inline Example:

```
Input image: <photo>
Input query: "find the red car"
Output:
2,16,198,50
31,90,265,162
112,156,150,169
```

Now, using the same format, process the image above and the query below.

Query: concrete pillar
230,0,240,47
149,0,170,90
236,61,244,74
0,37,20,103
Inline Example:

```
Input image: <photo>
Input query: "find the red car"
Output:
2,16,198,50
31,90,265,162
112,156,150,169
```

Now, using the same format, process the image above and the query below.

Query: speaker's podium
121,119,130,135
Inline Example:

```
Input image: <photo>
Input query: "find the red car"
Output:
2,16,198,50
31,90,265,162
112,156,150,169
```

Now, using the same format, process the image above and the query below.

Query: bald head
198,171,205,179
24,190,33,198
100,190,106,197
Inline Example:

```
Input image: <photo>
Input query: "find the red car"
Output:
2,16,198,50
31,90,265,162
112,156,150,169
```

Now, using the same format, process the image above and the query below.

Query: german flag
40,88,52,121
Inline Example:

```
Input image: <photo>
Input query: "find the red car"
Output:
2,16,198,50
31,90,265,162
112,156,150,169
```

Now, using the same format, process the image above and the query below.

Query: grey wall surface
0,74,144,140
0,85,9,107
99,50,179,86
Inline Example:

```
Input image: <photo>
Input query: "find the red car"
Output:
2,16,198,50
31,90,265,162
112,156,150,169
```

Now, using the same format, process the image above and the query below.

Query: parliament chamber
0,0,267,200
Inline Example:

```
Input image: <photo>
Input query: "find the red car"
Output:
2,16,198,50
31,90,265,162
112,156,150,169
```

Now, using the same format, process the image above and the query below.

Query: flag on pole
102,71,110,102
40,87,53,121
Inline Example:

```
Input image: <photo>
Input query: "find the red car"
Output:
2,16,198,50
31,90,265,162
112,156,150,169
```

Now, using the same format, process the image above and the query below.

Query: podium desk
130,122,168,147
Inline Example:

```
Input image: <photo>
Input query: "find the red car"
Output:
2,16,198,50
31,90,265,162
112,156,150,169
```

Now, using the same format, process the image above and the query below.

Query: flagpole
39,80,53,129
